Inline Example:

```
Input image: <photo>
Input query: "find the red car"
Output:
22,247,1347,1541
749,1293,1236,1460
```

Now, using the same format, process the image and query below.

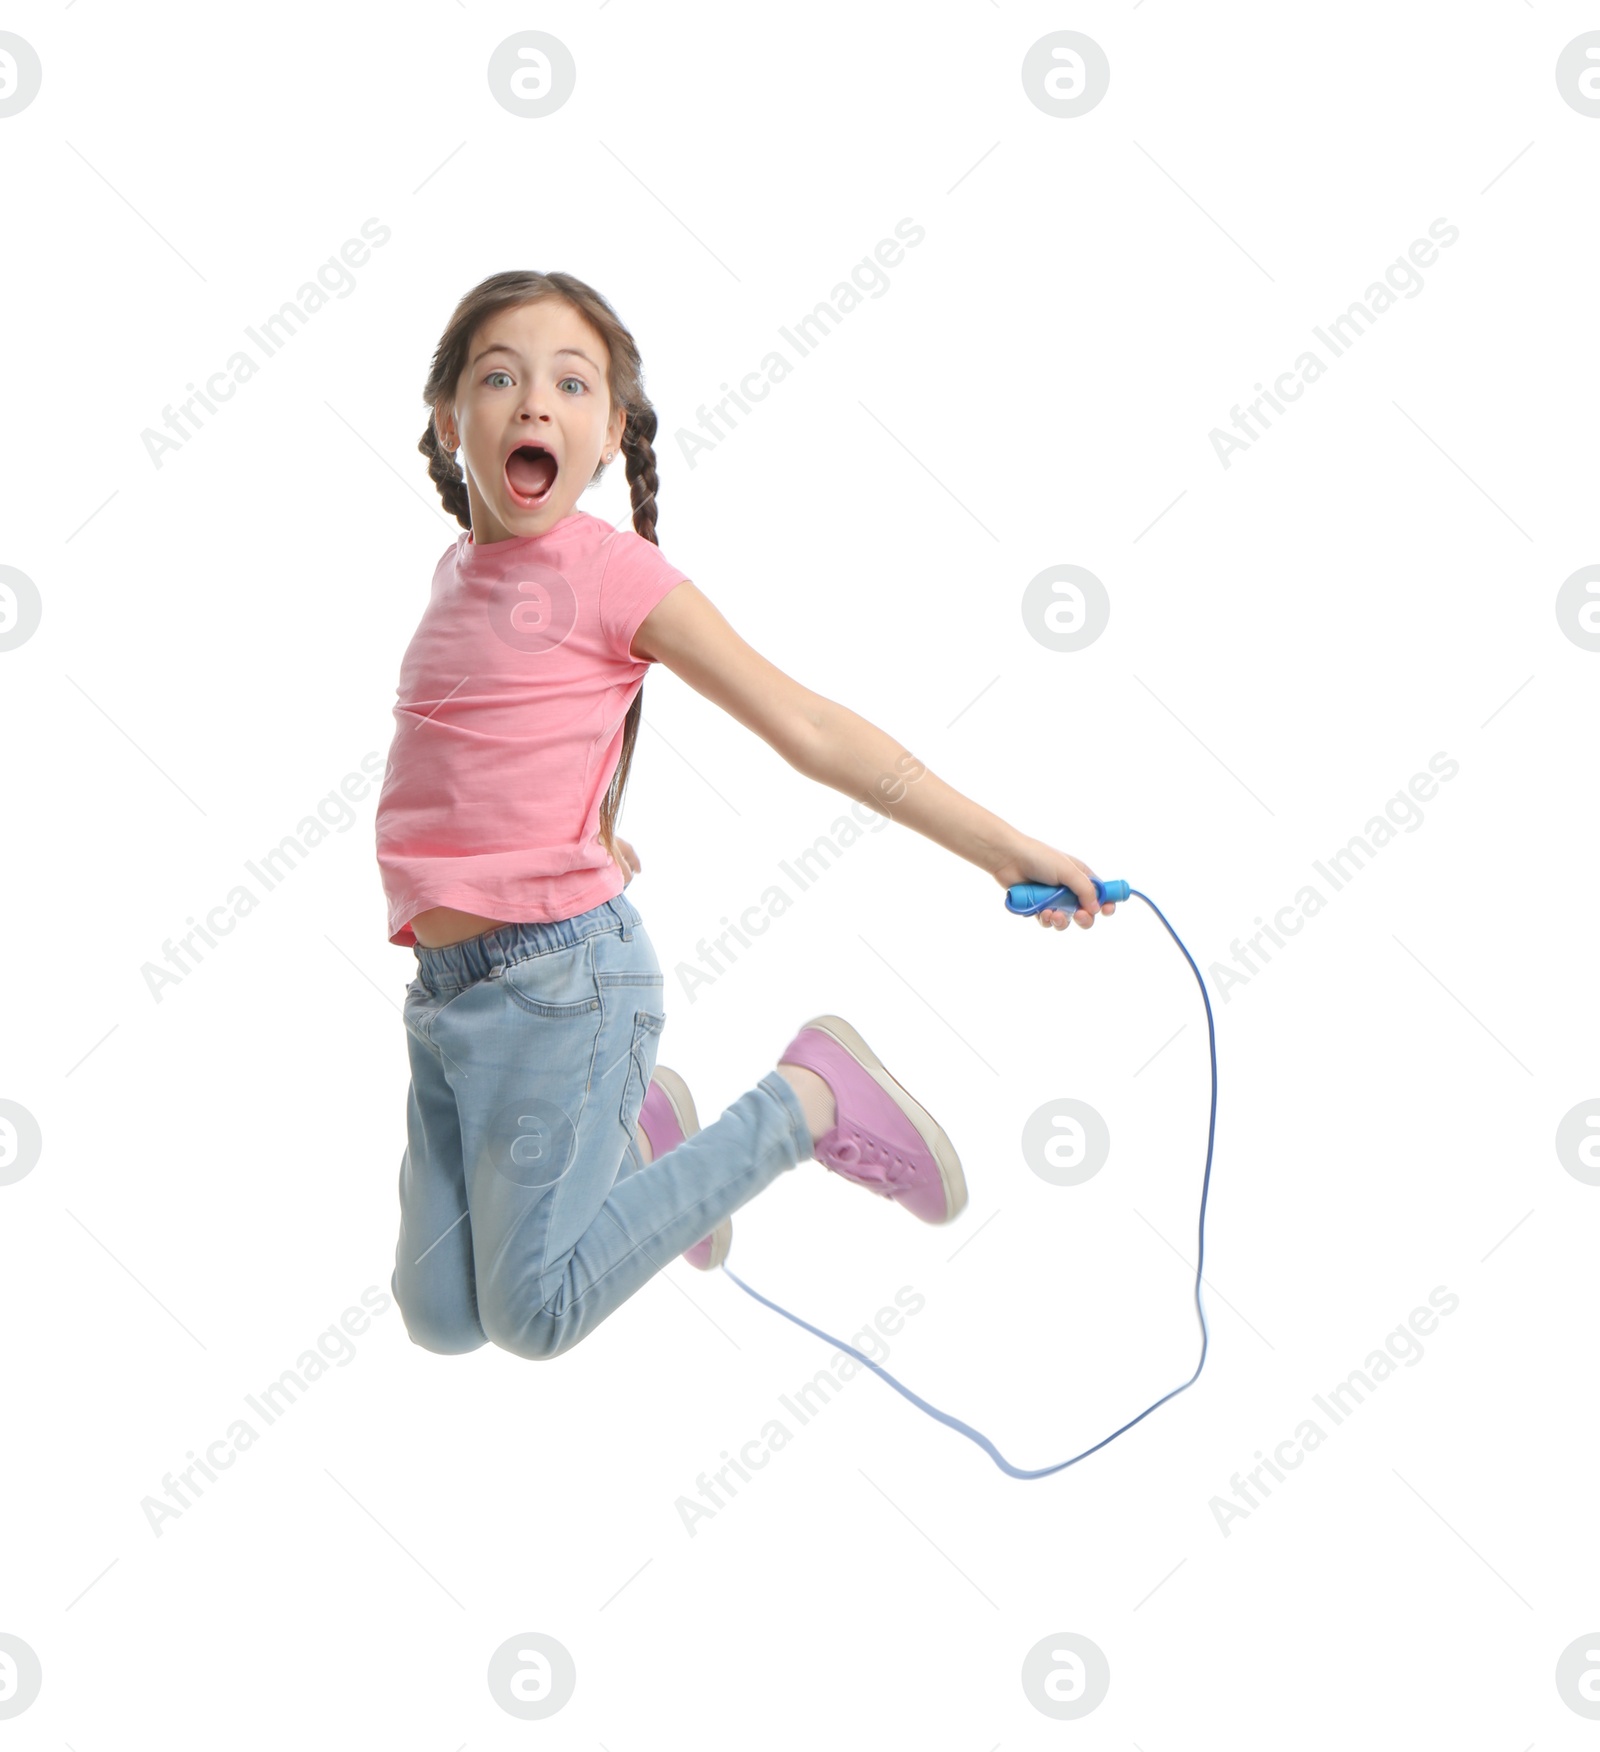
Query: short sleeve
598,529,690,664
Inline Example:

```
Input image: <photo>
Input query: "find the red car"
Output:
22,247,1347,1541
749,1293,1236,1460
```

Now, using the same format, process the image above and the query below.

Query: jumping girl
375,270,1115,1361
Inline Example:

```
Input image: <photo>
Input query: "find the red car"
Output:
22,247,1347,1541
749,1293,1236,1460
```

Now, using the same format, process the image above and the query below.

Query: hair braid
598,398,663,867
419,419,472,531
620,404,661,546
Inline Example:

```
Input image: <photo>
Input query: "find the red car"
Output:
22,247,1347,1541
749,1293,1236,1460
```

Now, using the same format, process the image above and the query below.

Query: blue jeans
391,893,815,1360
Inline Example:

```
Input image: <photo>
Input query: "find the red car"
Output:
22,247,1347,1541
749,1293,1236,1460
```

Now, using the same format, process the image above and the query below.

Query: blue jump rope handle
1005,877,1131,916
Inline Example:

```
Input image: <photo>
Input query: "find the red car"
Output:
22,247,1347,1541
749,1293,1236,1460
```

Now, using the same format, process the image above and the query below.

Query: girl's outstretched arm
633,583,1112,932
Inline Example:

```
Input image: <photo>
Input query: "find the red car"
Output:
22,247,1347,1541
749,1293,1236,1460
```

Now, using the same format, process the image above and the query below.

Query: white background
2,2,1596,1744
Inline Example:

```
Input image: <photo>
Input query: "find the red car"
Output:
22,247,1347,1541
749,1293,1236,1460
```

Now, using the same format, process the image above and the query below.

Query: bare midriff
409,905,516,949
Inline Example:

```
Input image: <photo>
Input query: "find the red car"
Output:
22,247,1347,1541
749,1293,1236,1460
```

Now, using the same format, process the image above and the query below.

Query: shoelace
818,1125,918,1195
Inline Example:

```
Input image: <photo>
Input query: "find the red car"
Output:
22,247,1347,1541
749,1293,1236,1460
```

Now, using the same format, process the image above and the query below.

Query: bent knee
394,1284,489,1356
402,1316,488,1356
480,1296,583,1362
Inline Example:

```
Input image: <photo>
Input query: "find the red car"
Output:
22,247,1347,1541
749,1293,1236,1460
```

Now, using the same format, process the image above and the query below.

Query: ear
433,398,456,448
608,403,627,456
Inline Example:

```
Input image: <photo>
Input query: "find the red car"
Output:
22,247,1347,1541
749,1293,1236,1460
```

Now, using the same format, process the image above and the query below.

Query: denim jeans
391,892,814,1361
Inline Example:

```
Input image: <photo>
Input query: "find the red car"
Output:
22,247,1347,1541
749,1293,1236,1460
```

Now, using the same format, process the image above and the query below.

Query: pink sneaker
637,1066,732,1271
778,1015,967,1224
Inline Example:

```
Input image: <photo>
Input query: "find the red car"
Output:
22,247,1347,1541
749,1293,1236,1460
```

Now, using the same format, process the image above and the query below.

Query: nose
518,376,557,422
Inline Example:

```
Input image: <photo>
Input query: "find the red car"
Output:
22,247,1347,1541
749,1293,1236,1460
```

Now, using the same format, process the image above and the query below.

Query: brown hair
416,271,665,871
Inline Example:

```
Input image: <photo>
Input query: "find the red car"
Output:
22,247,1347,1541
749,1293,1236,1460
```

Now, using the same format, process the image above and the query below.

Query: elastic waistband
412,892,642,997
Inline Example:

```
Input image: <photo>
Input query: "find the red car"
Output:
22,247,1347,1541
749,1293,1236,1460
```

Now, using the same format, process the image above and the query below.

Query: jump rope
717,876,1219,1479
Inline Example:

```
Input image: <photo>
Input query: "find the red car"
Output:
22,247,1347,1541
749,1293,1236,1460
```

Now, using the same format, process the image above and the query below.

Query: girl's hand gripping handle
1006,876,1131,923
992,838,1126,931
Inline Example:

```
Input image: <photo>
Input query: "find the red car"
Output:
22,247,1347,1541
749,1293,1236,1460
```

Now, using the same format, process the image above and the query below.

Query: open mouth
505,443,558,508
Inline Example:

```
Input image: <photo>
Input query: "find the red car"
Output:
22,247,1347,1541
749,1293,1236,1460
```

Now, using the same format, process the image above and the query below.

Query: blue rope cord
719,888,1218,1478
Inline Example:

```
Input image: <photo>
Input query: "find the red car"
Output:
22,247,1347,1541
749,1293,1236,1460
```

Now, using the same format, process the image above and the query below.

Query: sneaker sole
648,1064,701,1139
686,1221,732,1270
797,1014,968,1223
649,1067,730,1270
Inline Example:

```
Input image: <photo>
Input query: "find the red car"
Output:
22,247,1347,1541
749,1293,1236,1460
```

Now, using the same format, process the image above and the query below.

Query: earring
603,450,614,463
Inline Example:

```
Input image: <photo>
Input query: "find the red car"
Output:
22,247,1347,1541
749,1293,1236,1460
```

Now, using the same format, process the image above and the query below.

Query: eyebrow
471,342,602,374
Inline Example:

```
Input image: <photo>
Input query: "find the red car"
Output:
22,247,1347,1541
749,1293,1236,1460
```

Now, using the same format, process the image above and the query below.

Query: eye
485,369,513,388
559,375,587,394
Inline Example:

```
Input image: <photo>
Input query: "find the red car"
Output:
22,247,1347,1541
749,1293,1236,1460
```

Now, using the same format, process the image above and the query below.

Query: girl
376,270,1114,1362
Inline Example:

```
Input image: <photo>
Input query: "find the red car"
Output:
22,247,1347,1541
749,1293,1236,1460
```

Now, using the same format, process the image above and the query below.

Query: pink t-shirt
375,509,690,947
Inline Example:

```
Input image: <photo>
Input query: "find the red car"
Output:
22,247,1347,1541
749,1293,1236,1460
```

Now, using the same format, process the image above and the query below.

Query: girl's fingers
1035,884,1116,931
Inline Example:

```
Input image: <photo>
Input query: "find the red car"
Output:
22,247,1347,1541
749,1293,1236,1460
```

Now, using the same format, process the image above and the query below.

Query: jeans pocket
500,937,602,1019
619,1008,666,1137
403,978,481,1045
403,977,444,1042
